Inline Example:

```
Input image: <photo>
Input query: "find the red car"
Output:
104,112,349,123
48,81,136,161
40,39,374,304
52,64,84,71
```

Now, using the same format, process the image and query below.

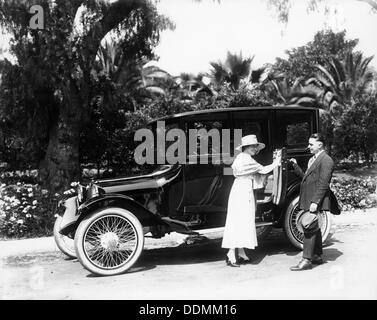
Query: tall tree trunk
0,128,5,156
39,83,84,194
39,114,81,194
39,0,148,194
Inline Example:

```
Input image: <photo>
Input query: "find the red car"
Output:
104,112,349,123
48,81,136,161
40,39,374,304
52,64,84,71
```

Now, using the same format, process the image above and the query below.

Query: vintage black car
54,105,334,276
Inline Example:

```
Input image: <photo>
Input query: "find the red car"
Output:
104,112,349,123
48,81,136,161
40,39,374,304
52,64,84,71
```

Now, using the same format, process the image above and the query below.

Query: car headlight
87,182,100,199
77,184,84,203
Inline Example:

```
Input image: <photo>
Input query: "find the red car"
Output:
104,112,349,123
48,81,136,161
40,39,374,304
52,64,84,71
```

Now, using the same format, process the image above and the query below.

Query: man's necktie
307,155,315,170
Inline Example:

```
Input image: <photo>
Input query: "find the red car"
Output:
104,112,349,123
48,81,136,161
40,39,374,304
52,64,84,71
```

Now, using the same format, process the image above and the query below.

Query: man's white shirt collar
313,150,325,159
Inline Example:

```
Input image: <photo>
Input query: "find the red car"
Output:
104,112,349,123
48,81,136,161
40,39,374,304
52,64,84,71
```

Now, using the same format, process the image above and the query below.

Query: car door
230,109,288,208
231,110,279,203
273,108,318,197
271,147,288,206
174,113,231,223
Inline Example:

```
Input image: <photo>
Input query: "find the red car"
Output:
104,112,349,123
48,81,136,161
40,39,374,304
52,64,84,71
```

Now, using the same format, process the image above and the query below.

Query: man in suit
289,133,340,271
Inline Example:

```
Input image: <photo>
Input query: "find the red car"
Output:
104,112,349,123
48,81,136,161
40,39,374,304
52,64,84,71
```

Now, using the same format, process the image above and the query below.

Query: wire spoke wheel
83,215,138,269
284,196,334,250
75,208,144,276
289,205,305,245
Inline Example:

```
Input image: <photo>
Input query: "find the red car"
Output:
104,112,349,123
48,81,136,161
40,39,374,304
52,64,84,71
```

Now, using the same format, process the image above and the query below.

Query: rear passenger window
185,113,230,158
233,111,269,151
276,110,313,148
287,122,310,146
233,110,270,163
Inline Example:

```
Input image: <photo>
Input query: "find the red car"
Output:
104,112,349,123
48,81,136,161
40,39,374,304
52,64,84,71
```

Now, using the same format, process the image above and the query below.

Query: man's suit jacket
293,151,341,215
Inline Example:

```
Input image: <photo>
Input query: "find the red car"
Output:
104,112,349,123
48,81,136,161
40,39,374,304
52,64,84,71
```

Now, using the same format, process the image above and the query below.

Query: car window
147,120,182,163
185,113,230,160
165,121,181,151
275,110,313,148
287,122,310,146
234,120,263,141
190,120,222,154
233,110,269,154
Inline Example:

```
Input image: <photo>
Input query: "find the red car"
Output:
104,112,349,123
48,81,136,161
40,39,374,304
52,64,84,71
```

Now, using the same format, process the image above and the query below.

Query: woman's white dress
221,152,265,249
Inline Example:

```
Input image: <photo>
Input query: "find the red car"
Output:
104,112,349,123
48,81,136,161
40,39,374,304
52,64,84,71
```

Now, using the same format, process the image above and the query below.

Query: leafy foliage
274,30,359,84
271,30,376,157
0,179,58,238
0,0,173,193
265,0,377,25
333,92,377,163
331,176,377,211
209,51,253,91
307,51,374,109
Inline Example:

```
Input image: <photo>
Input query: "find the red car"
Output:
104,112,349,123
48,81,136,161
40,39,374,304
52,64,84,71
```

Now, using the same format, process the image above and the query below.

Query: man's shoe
311,255,323,265
290,258,312,271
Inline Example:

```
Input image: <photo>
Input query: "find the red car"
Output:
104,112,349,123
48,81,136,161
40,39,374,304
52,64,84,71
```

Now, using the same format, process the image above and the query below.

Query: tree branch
68,0,86,20
84,0,147,65
356,0,377,10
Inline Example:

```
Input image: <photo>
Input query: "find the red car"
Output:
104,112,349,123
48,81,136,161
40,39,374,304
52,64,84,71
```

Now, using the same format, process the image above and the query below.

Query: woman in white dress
222,134,281,267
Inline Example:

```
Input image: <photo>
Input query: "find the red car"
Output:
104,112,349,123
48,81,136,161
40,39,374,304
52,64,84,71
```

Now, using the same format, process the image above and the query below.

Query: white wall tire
283,196,334,250
53,216,76,258
74,207,144,276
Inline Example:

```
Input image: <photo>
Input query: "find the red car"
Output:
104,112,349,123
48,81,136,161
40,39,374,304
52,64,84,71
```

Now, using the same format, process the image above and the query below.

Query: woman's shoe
225,258,240,267
238,257,251,264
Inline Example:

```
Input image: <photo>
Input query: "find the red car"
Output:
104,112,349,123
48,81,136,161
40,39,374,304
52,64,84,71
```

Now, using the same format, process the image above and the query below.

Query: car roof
149,105,319,124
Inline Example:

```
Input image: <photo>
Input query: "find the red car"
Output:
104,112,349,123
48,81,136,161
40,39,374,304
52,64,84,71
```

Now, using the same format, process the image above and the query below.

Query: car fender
59,196,79,233
78,193,163,225
275,180,301,227
60,193,164,236
286,180,301,202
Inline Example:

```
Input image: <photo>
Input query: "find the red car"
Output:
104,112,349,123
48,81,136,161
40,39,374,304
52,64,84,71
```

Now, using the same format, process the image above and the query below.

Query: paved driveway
1,209,377,300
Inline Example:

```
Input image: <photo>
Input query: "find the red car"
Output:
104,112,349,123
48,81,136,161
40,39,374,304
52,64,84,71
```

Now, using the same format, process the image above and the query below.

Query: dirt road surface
1,209,377,300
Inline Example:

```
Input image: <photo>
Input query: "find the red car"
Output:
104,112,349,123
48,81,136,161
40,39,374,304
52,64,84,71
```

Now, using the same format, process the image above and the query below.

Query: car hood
95,165,181,193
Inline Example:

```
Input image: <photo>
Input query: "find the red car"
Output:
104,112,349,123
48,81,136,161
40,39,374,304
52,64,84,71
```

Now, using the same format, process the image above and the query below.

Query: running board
255,222,274,227
190,223,274,235
160,218,274,236
160,217,199,235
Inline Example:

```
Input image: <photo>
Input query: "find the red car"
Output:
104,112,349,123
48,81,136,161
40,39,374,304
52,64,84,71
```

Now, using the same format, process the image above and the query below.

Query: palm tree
95,38,174,111
176,72,213,100
141,64,175,96
209,51,253,91
251,66,324,107
304,52,374,156
307,51,374,110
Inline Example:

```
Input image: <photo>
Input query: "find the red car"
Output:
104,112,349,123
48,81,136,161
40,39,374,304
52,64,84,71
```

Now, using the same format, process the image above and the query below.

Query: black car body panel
60,105,319,238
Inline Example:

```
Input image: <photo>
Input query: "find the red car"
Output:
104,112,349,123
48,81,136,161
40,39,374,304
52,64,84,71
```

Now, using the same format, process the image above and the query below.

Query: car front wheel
74,207,144,276
53,216,76,258
283,196,334,250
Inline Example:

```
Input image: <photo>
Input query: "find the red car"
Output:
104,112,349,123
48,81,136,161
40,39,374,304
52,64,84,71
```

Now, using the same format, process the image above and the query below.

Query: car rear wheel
53,216,76,258
283,196,334,250
74,207,144,276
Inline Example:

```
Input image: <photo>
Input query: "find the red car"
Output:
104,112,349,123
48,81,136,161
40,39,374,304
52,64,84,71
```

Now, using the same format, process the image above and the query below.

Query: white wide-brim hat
236,134,265,152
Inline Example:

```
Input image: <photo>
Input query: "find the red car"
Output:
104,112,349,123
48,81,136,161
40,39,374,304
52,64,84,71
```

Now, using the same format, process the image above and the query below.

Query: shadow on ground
133,229,303,271
4,228,343,277
135,228,343,270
